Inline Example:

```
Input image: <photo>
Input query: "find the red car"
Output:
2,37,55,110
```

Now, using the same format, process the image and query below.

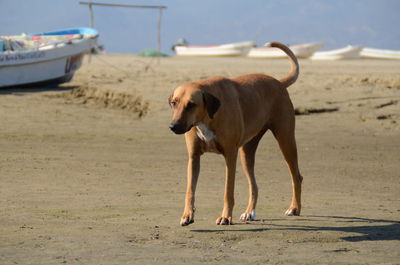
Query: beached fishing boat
310,45,362,60
360,47,400,60
173,41,255,56
248,42,323,59
0,28,98,88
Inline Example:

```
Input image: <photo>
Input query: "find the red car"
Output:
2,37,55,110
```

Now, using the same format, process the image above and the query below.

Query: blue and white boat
0,28,98,88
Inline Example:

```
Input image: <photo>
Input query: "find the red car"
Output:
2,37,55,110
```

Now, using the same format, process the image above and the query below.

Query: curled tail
265,42,299,88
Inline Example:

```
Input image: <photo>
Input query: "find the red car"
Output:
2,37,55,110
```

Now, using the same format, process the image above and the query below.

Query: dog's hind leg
272,118,303,216
239,129,267,221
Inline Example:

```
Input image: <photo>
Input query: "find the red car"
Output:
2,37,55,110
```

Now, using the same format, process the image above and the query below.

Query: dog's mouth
169,123,193,134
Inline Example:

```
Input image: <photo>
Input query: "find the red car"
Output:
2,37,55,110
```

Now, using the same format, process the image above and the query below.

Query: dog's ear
203,91,220,119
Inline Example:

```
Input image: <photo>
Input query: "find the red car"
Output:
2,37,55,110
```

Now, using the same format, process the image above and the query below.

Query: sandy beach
1,55,399,264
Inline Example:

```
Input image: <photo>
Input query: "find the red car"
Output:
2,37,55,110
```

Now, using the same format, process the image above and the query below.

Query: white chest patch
196,123,215,142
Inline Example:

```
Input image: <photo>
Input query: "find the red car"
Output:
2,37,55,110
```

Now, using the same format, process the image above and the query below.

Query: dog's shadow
191,215,400,242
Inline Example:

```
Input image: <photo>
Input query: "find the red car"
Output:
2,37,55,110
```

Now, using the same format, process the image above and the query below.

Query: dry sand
0,55,399,264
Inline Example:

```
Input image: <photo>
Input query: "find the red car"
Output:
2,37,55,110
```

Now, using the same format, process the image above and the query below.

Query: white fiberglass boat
360,47,400,60
310,45,362,60
248,42,323,59
0,28,98,88
173,41,255,57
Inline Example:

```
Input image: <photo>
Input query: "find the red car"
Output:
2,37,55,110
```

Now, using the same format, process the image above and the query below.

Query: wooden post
157,8,163,63
89,2,94,28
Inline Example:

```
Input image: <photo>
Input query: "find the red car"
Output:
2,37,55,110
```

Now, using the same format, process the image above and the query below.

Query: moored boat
0,28,98,88
310,45,362,60
360,47,400,60
173,41,255,57
248,42,323,59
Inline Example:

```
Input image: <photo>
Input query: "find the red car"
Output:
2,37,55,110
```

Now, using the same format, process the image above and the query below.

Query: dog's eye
170,101,177,108
186,102,196,110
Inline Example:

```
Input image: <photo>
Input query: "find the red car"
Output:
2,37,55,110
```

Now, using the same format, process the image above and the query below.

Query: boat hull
0,52,85,87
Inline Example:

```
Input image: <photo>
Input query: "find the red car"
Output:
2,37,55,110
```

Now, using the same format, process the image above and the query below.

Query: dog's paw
239,210,256,221
216,216,233,225
180,217,194,226
284,208,300,216
180,211,195,226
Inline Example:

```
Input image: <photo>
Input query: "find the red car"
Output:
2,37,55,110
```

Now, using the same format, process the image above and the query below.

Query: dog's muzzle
169,122,192,134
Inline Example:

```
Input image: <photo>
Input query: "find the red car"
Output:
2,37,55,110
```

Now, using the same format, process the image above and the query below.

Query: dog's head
168,84,220,134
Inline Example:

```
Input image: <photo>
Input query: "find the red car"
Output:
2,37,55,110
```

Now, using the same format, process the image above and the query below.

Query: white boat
360,47,400,60
0,28,98,88
310,45,362,60
248,42,323,59
173,41,255,56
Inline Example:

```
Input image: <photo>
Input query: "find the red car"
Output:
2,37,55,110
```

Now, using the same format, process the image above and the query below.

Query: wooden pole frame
80,2,166,10
79,1,167,57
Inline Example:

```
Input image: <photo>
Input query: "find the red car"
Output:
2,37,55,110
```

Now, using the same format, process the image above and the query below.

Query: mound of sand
57,85,149,118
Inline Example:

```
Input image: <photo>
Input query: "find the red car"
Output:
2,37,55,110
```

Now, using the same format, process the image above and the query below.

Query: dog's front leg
216,150,238,225
181,155,200,226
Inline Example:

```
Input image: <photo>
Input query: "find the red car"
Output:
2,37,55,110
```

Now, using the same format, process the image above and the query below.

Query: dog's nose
169,123,185,134
169,123,177,131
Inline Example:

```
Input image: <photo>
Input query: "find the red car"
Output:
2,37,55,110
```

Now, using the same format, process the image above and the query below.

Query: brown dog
168,42,303,226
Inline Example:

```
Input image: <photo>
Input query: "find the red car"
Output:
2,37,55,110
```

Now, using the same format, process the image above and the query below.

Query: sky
1,0,399,54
